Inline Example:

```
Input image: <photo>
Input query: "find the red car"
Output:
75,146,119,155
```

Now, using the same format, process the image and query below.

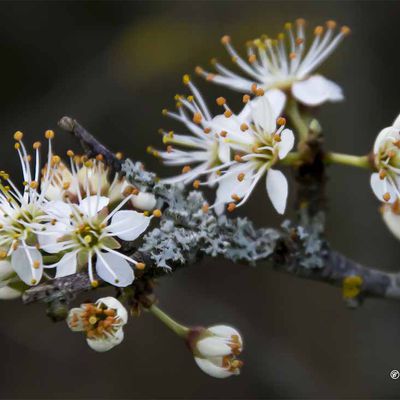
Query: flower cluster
153,19,348,215
0,131,156,289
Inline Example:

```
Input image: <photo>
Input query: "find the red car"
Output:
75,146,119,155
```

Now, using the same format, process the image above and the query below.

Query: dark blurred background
0,1,399,398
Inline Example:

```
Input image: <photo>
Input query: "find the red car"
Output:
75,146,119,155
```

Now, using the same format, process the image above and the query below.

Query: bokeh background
0,1,399,398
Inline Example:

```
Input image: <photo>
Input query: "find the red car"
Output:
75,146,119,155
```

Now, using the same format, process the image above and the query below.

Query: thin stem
286,98,309,141
325,152,372,169
149,304,189,338
279,151,302,165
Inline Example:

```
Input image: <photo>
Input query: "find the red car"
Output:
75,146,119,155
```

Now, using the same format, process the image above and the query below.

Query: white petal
251,96,276,134
292,75,344,106
38,222,71,254
373,127,399,154
382,205,400,241
264,88,286,117
96,296,128,324
95,252,134,287
79,196,109,216
43,200,72,222
211,114,242,134
67,307,85,331
86,328,124,352
194,357,233,379
278,129,295,159
11,248,43,286
0,260,14,281
370,173,396,203
108,210,151,241
131,192,157,211
266,169,288,214
218,140,231,164
393,114,400,129
208,325,242,341
197,337,232,357
0,286,21,300
55,253,77,278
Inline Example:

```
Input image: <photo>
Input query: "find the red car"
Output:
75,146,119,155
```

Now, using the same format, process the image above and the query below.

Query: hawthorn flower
189,325,243,379
196,19,350,107
0,130,60,285
370,114,400,203
39,191,152,287
151,75,233,185
210,95,294,214
67,296,128,352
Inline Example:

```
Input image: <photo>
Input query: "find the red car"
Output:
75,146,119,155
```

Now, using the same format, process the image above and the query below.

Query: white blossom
196,19,350,107
152,75,232,186
0,130,60,285
192,325,243,379
370,113,400,204
209,95,294,214
67,296,128,352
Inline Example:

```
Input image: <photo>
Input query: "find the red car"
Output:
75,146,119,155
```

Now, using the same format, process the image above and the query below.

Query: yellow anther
224,110,232,118
273,134,282,142
84,235,92,243
0,250,7,259
277,117,286,126
284,22,292,30
341,26,351,36
242,94,250,103
33,260,40,269
383,192,391,202
182,165,191,174
136,262,146,270
216,97,226,106
240,123,248,132
187,95,194,102
91,280,99,288
63,182,71,190
255,88,265,96
152,209,162,218
13,131,23,141
193,112,203,124
51,155,61,166
162,109,168,116
30,181,38,189
342,275,363,299
314,26,324,36
66,149,74,157
193,180,200,189
221,35,231,45
89,316,97,325
195,66,204,75
14,143,20,150
237,173,245,182
31,279,37,285
248,54,257,64
45,130,55,139
33,141,41,149
326,20,337,29
182,74,190,85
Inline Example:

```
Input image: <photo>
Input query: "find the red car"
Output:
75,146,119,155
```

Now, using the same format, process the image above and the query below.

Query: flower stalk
325,152,372,169
285,98,309,142
149,304,189,338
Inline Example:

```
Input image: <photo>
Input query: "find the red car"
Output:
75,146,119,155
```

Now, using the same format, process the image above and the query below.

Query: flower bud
188,325,243,378
67,297,128,352
131,192,157,211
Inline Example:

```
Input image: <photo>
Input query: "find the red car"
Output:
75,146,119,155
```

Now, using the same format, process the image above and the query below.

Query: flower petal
79,196,109,216
197,337,232,357
95,252,134,287
292,75,344,106
194,357,233,379
266,169,288,214
96,296,128,324
0,286,21,300
55,253,77,278
11,247,43,286
373,127,399,154
218,140,231,164
370,173,397,203
0,260,14,281
108,210,151,241
38,222,71,254
393,114,400,129
131,192,157,211
278,129,295,159
250,95,276,134
208,325,242,341
86,329,124,352
264,88,286,117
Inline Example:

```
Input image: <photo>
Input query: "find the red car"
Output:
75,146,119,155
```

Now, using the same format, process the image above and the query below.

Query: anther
115,152,123,160
13,131,23,141
136,262,146,270
206,73,215,81
14,143,20,150
242,94,250,103
255,88,264,96
221,35,231,45
45,130,55,139
31,279,37,285
231,193,241,202
216,97,226,106
91,280,99,288
227,203,236,212
341,26,351,36
314,26,324,36
273,134,282,142
234,154,243,162
251,83,258,94
193,180,200,189
67,150,74,157
166,145,173,153
296,18,306,26
326,20,337,29
220,130,228,138
248,54,257,64
240,123,249,132
379,169,387,180
202,203,209,213
195,66,204,75
277,117,286,126
295,37,304,45
289,52,296,60
383,192,391,202
152,209,162,218
237,173,245,182
193,112,203,124
224,110,232,118
30,181,38,189
96,154,104,161
182,165,191,174
182,74,190,85
204,127,211,134
33,141,41,149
